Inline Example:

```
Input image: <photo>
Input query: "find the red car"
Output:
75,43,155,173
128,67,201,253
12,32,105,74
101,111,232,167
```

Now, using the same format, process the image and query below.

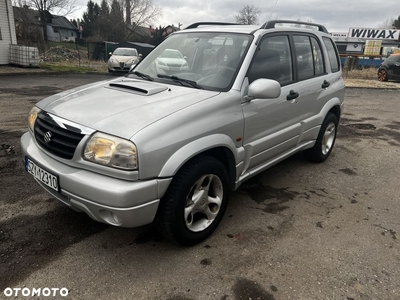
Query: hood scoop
108,79,168,96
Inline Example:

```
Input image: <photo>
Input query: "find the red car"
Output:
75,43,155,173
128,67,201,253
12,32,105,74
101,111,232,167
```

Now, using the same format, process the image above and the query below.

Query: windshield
130,32,253,91
113,48,138,56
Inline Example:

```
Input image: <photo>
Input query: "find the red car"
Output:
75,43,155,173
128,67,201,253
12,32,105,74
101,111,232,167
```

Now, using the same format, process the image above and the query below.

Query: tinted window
311,37,325,76
293,35,314,80
323,37,340,72
247,35,293,86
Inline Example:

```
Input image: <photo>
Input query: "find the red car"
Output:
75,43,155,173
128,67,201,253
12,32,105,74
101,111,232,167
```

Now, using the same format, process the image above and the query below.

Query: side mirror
245,79,281,101
139,53,142,57
183,56,187,59
109,52,112,55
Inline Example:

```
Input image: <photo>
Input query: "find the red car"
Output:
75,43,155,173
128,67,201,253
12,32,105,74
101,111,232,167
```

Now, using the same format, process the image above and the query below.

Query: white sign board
330,32,348,38
349,28,399,40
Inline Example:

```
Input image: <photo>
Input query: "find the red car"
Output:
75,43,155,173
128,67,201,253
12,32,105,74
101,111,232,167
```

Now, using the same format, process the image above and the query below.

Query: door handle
286,90,299,101
322,80,330,88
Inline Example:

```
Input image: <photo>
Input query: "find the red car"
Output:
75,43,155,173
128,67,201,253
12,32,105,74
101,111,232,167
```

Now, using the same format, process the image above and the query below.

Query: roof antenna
269,0,280,21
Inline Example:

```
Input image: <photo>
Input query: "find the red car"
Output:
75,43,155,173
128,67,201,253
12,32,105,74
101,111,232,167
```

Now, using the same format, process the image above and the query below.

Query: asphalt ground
0,74,399,300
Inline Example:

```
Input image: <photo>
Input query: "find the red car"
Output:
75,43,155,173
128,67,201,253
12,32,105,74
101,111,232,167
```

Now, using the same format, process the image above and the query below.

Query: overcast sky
70,0,399,33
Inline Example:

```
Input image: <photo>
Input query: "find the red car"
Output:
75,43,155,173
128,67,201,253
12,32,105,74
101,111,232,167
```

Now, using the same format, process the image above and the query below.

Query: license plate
25,157,59,192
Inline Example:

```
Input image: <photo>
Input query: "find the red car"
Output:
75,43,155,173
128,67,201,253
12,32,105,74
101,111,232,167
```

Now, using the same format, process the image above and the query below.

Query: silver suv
21,20,345,245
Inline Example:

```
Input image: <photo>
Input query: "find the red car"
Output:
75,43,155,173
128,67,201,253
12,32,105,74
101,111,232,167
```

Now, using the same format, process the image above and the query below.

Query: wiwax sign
349,28,399,40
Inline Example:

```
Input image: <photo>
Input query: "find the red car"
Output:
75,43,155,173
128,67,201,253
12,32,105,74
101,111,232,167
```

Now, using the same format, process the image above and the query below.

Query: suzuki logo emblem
44,131,52,143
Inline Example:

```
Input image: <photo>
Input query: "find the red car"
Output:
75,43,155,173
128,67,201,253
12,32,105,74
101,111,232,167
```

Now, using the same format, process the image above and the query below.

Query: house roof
50,15,78,31
166,25,180,31
13,6,40,25
13,6,78,31
126,25,152,37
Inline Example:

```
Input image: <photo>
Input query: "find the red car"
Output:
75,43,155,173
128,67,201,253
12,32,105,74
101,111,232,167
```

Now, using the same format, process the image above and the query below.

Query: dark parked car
378,53,400,82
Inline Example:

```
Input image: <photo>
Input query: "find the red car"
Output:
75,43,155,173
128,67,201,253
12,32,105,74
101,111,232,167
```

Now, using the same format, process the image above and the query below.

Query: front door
242,34,302,172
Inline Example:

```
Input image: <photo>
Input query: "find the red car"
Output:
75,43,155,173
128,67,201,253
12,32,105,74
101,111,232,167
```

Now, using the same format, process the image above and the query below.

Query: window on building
53,27,59,33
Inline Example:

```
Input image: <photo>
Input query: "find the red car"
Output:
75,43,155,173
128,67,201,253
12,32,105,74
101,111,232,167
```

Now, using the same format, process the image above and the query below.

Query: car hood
157,57,186,65
110,55,137,63
36,78,219,139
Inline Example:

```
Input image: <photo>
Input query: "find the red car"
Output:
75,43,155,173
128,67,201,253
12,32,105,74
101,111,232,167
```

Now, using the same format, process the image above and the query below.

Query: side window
247,35,293,86
293,35,314,80
323,37,340,73
310,37,325,76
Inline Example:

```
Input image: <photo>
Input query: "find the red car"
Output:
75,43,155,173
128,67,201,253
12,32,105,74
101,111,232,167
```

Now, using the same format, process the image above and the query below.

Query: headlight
109,58,115,63
83,132,138,170
158,61,166,66
28,106,41,132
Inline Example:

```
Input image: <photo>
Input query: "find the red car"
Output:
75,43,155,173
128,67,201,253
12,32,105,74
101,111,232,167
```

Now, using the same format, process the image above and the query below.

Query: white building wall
0,0,17,64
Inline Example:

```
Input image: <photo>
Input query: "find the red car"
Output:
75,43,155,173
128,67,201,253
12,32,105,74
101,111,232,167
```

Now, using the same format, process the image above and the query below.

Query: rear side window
310,37,324,76
323,37,340,73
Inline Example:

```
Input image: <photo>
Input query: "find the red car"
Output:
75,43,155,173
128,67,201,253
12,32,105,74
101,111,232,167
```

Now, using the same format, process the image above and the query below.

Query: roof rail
185,22,239,29
261,20,328,33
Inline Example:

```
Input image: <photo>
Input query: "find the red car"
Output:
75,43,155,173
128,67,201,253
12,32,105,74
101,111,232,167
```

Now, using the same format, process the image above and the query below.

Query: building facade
0,0,17,64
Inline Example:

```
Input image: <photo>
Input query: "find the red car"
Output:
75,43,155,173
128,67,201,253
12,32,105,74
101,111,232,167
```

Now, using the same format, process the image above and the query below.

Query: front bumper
108,61,134,72
21,132,172,228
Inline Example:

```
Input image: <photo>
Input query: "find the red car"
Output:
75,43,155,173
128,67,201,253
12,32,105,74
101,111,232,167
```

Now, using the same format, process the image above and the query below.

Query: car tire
304,112,338,163
378,69,388,82
156,155,230,246
108,68,113,74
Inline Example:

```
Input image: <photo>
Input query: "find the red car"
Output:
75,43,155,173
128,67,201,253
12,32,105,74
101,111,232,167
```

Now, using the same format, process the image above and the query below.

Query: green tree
107,0,125,41
393,16,400,29
81,1,100,38
97,0,110,39
150,25,165,46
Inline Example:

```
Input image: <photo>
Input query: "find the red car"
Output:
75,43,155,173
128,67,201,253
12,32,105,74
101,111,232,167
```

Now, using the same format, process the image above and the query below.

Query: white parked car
156,49,189,73
108,48,140,73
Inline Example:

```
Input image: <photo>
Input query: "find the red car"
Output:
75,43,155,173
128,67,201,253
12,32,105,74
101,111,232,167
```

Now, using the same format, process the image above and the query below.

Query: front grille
167,63,182,68
34,112,85,159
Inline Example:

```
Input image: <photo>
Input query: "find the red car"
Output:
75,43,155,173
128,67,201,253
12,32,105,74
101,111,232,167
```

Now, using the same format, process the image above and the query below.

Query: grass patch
39,62,99,73
343,68,377,80
47,41,86,52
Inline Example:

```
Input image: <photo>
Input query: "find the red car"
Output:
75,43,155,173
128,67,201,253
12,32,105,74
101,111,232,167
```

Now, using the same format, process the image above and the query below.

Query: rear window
322,37,340,73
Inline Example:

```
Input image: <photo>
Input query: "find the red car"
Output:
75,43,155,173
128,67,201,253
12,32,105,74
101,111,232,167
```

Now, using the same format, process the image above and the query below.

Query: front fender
158,134,244,178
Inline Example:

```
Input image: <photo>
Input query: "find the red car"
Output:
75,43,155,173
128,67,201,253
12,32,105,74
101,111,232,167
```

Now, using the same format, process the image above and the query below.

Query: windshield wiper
131,71,154,81
157,74,203,89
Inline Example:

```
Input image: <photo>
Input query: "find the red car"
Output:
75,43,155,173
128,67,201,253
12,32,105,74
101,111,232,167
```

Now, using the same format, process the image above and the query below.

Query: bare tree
124,0,162,40
235,5,261,25
25,0,79,42
378,17,395,29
